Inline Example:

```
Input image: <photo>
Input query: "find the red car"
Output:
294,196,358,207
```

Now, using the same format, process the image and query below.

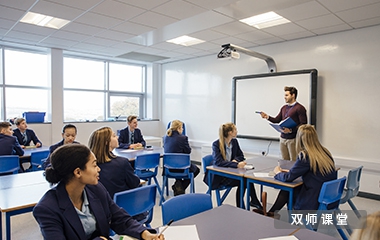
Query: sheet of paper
119,149,138,153
253,172,273,178
159,225,200,240
259,235,299,240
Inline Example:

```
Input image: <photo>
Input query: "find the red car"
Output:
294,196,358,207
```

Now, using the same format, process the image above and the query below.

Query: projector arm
219,43,277,73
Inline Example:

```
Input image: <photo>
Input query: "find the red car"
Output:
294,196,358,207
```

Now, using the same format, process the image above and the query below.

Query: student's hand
237,161,246,168
273,166,281,174
36,142,42,147
136,143,143,147
21,145,25,149
141,230,165,240
260,112,269,119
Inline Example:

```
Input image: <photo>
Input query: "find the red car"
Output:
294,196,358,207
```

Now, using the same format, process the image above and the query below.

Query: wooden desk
172,204,339,240
113,147,163,161
0,172,50,240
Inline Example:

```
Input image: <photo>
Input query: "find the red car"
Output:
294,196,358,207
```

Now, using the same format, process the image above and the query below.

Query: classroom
1,1,380,239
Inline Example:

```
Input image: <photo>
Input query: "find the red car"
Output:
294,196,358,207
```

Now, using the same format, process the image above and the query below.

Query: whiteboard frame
232,69,318,141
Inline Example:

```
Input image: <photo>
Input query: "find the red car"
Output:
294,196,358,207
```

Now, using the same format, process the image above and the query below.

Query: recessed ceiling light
20,12,70,29
240,11,290,29
166,35,205,46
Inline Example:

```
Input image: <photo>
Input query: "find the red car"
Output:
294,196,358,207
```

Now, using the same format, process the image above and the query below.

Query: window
1,48,49,121
63,56,145,121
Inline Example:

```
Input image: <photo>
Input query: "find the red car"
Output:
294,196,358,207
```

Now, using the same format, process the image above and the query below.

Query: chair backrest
0,155,20,174
202,154,213,173
346,166,363,197
113,184,157,222
318,176,346,210
161,193,212,225
163,153,191,170
167,121,186,135
30,150,50,170
135,153,160,170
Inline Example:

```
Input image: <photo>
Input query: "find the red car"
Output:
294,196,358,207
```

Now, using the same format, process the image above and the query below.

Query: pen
159,219,174,237
255,111,262,114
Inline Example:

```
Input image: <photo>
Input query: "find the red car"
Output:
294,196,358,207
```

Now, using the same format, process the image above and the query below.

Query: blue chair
160,153,194,205
167,121,186,135
340,166,363,217
29,150,50,171
161,193,212,225
308,177,348,240
202,154,233,206
113,184,157,228
0,155,20,175
134,153,162,197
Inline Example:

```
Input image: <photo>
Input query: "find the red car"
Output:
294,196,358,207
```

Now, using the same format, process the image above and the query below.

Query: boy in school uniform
13,117,42,148
0,121,24,156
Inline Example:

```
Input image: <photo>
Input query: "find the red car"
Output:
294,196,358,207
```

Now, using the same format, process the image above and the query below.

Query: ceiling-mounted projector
217,47,240,60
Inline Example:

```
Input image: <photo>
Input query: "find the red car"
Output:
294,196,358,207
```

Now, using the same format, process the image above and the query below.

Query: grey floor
9,163,380,240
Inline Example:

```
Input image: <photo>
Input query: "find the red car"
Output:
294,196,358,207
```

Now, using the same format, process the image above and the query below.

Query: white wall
161,25,380,195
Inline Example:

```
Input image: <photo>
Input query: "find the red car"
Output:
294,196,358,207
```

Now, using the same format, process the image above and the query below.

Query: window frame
63,54,147,122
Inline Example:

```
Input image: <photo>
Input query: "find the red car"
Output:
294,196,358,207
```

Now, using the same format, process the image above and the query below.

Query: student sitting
33,144,163,240
13,117,42,148
265,124,337,214
204,122,262,209
0,121,24,156
118,115,146,149
163,120,200,196
43,124,79,169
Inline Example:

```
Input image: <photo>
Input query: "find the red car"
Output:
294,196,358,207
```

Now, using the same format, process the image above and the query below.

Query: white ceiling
1,0,380,63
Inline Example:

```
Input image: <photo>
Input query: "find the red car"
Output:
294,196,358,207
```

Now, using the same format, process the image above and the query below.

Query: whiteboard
232,69,317,140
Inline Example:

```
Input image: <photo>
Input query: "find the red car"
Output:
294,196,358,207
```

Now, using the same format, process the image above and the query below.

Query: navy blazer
163,131,191,154
98,156,140,198
43,140,80,169
0,134,24,156
33,182,151,240
118,128,146,149
274,152,337,210
13,128,42,146
203,139,245,189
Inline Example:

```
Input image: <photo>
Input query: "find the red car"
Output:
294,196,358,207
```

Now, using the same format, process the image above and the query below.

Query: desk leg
246,179,251,211
288,189,293,211
207,171,212,195
1,212,3,240
239,178,244,209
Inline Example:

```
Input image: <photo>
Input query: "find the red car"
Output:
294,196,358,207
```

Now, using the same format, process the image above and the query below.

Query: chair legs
160,175,195,205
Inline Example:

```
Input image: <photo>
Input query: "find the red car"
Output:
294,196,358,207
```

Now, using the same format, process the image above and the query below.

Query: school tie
22,132,27,145
131,132,134,144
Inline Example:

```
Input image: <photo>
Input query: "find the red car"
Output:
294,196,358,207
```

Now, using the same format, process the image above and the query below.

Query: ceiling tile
117,0,170,10
39,37,78,48
75,12,123,29
111,21,155,35
280,30,316,40
0,0,38,11
62,22,105,36
0,5,26,21
129,11,177,29
91,0,146,20
349,16,380,29
30,1,84,20
47,0,104,11
336,2,380,23
189,29,228,42
311,24,353,35
296,14,346,30
152,0,206,20
51,30,91,42
82,36,121,47
316,0,380,12
278,1,330,22
0,18,16,30
262,23,307,36
234,30,274,42
94,30,135,42
12,22,57,36
212,21,255,36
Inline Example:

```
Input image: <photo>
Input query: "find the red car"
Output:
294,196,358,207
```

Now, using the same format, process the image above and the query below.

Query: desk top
173,204,339,240
0,171,47,190
113,147,163,161
22,146,50,158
